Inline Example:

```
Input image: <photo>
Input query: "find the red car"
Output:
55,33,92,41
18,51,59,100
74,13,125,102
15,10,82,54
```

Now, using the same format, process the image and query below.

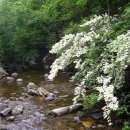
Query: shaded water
0,70,122,130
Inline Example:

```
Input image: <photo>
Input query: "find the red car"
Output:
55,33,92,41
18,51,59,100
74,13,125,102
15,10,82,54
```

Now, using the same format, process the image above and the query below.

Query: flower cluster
73,86,86,104
96,31,130,124
48,14,130,125
96,76,119,125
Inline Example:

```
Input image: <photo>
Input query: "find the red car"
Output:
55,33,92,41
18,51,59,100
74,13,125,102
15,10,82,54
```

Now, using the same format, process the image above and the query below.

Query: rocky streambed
0,70,123,130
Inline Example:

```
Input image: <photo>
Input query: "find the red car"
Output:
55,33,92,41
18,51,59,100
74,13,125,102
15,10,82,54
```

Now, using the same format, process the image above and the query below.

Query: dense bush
48,12,130,125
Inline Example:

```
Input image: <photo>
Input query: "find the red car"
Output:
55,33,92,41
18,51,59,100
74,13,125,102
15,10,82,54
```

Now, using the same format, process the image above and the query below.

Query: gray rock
6,77,14,82
6,116,15,121
27,82,38,89
45,95,55,102
44,74,50,81
92,112,103,120
45,93,57,102
53,90,59,95
28,89,39,96
47,93,56,97
37,87,49,96
16,78,23,82
73,117,81,123
0,108,12,116
11,73,18,78
12,105,24,115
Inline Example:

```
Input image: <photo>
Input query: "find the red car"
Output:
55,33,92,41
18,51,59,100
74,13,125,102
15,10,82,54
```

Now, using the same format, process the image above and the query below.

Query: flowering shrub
48,14,130,125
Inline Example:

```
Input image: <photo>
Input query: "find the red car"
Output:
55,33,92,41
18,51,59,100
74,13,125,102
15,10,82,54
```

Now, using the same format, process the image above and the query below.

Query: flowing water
0,70,122,130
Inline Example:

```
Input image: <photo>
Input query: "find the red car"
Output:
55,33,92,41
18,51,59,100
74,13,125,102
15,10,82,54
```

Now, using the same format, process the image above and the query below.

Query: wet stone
53,90,59,95
16,78,23,82
45,96,55,102
0,108,12,116
6,77,14,82
91,112,103,120
28,89,39,96
12,105,24,115
73,117,81,123
11,73,18,78
47,93,56,97
6,116,15,121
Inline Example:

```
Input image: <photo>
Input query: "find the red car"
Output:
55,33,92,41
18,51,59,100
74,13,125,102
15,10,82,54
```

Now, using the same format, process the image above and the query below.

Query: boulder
44,74,50,81
27,82,38,90
6,77,14,82
0,108,12,116
28,89,39,96
45,96,55,102
45,93,56,102
73,117,81,123
16,78,23,82
52,90,59,95
12,105,24,115
37,87,49,96
11,73,18,78
6,116,15,121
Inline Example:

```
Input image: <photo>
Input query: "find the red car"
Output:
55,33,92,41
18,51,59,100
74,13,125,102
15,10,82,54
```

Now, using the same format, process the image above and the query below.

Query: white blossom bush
48,14,130,125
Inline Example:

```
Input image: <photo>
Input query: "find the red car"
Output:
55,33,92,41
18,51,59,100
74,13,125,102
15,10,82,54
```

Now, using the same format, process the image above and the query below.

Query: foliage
83,93,99,109
116,106,130,116
122,122,130,130
48,13,130,125
0,0,129,65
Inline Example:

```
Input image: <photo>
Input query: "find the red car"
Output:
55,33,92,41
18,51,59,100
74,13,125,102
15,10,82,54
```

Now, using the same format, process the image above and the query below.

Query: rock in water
27,82,38,89
6,77,14,82
6,116,15,121
91,112,103,120
45,93,56,102
37,87,49,96
73,117,81,123
16,78,23,82
12,105,24,115
45,96,55,102
0,108,12,116
11,73,18,78
28,89,39,96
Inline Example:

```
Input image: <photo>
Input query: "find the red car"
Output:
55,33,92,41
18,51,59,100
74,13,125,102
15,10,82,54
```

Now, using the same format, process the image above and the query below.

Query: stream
0,70,122,130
